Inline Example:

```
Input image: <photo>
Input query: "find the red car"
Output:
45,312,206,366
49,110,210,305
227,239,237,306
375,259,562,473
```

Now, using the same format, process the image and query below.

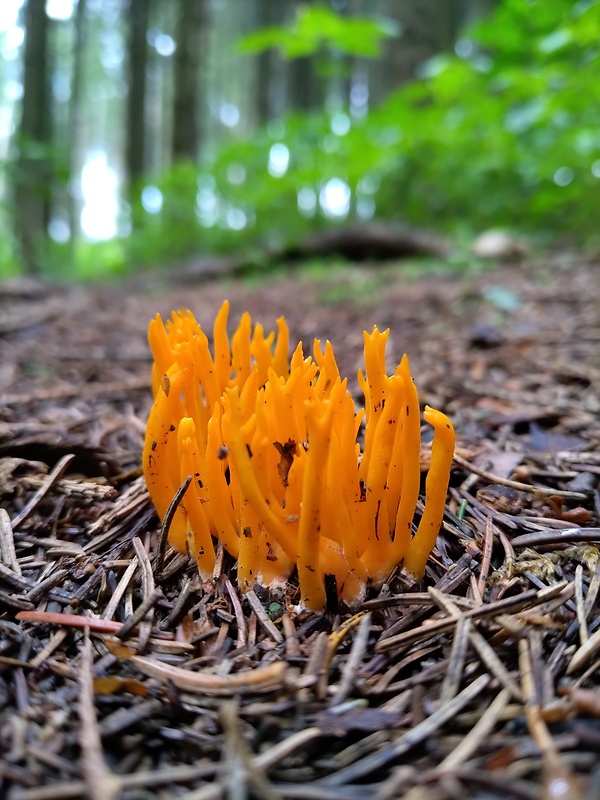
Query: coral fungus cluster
143,301,455,610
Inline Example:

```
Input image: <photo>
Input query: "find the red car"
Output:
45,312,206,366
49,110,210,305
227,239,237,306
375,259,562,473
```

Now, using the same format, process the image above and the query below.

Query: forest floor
1,251,599,799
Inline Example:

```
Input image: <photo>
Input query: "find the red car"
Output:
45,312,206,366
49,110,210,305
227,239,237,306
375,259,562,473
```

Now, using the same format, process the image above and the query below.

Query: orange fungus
143,301,455,611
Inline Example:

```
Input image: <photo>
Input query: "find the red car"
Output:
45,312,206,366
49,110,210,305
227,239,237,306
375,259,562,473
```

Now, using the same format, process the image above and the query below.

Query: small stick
584,560,600,618
160,575,194,631
79,631,121,800
16,609,173,639
225,577,247,649
376,581,570,653
245,590,284,644
519,637,585,799
221,701,283,800
155,475,192,573
438,687,510,770
281,613,301,658
102,559,138,621
330,612,371,707
116,589,162,642
477,516,494,600
11,454,75,529
429,588,522,702
132,536,157,652
131,655,286,696
29,628,70,669
574,564,588,646
438,616,471,705
25,569,69,603
322,674,490,786
510,528,600,548
0,508,21,574
453,452,588,500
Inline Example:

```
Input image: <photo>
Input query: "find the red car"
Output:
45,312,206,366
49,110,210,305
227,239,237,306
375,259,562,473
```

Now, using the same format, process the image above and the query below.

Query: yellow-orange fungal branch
402,405,456,579
143,302,455,611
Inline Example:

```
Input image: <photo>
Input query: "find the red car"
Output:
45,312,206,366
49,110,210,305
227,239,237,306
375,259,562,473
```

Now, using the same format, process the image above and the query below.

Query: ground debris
1,254,600,799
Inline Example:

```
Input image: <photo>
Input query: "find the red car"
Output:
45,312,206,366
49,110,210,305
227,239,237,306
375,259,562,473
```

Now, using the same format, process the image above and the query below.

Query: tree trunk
287,0,323,113
254,0,281,125
13,0,52,274
369,0,473,102
126,0,150,186
172,0,205,161
68,0,87,243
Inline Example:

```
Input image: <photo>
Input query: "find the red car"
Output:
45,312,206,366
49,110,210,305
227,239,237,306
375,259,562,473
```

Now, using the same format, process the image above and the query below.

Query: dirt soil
1,252,599,799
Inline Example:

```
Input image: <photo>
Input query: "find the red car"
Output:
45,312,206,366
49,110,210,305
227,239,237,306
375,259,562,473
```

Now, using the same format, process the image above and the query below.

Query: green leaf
236,6,398,59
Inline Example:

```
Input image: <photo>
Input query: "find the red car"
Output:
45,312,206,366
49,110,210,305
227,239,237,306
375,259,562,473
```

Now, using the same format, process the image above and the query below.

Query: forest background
1,0,599,281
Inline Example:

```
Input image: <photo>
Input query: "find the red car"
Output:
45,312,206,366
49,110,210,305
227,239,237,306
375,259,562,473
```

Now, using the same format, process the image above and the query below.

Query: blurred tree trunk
126,0,150,186
68,0,86,243
289,55,312,111
369,0,482,105
172,0,206,161
287,0,323,113
254,0,280,125
467,0,499,22
13,0,52,274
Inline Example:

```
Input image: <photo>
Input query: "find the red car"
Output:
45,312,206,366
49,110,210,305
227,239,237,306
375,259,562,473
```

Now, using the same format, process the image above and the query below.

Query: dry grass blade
323,674,490,786
102,557,138,620
115,536,157,650
0,507,21,574
477,515,494,598
181,702,294,800
429,587,523,702
453,452,588,500
78,631,121,800
330,612,371,707
519,636,585,799
155,474,192,572
9,765,218,800
281,613,301,658
574,564,588,646
222,701,283,800
130,654,287,695
225,577,248,648
245,588,283,643
438,687,510,770
567,626,600,675
376,582,568,653
510,528,600,547
10,454,76,528
584,559,600,617
438,616,471,705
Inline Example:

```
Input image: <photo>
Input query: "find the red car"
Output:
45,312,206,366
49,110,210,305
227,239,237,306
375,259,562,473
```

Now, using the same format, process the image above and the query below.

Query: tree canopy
0,0,598,279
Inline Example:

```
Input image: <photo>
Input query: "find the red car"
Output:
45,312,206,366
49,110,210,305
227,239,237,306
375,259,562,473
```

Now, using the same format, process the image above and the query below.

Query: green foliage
236,5,398,59
72,240,127,281
0,232,21,279
121,0,600,276
10,0,597,281
373,0,600,239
